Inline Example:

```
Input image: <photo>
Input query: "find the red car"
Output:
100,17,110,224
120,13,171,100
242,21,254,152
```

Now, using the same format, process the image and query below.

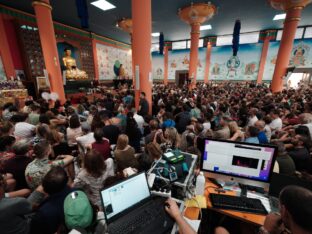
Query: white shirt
66,127,82,146
247,116,258,127
270,118,283,133
203,122,211,131
14,122,35,140
134,113,145,132
264,125,272,141
76,132,95,148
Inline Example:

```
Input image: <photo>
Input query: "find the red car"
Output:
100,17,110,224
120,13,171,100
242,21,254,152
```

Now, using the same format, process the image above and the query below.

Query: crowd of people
0,81,312,234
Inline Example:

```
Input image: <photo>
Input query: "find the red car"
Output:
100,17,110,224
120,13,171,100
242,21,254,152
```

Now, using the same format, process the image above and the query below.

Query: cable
182,196,202,221
155,168,170,185
147,156,163,175
205,185,218,190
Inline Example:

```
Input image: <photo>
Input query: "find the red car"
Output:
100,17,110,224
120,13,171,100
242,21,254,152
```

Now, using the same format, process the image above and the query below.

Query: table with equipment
149,151,198,200
184,179,267,234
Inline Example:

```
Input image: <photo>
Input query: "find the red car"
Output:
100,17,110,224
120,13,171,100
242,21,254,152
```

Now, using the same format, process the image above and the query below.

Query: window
187,39,204,48
172,41,187,50
216,35,232,46
151,43,159,52
276,28,304,41
304,27,312,38
239,32,259,44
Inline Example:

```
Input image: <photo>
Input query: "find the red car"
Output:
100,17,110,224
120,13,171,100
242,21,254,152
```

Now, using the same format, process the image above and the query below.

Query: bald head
255,120,265,130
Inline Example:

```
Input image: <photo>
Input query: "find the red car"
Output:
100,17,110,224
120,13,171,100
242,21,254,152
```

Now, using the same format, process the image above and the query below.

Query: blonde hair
165,127,180,148
116,134,129,150
228,121,239,134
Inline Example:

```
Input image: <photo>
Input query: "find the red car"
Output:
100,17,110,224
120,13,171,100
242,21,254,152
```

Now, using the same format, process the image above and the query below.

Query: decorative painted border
259,30,278,42
92,34,131,50
0,4,130,48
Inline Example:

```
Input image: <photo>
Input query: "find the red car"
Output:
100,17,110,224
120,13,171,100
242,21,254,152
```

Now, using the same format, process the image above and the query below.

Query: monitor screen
100,172,150,222
200,139,277,183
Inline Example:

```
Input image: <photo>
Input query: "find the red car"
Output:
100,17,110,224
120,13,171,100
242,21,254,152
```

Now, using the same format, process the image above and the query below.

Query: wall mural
96,43,132,80
152,52,164,80
168,48,206,80
263,38,312,81
209,43,262,80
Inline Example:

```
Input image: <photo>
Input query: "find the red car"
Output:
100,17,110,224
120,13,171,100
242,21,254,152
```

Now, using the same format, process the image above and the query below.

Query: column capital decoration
32,1,52,10
117,18,133,35
164,41,172,50
178,2,216,26
259,29,277,42
268,0,311,11
203,36,217,47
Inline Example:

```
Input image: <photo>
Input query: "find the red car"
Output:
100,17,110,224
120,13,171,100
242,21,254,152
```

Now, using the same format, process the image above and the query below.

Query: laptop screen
100,173,150,222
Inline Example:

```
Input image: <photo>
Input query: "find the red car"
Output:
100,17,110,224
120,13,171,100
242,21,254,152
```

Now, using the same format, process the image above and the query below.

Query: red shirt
92,140,111,160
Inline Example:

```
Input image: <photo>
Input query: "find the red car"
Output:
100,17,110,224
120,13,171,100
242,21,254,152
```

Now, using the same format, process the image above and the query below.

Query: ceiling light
273,13,286,21
91,0,116,11
200,25,212,31
151,32,160,37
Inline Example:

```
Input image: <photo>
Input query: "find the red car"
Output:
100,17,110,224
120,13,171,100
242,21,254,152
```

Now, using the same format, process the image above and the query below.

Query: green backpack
64,191,93,230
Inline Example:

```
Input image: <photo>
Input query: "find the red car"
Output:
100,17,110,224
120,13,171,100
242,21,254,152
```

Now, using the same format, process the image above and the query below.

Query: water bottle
195,172,205,195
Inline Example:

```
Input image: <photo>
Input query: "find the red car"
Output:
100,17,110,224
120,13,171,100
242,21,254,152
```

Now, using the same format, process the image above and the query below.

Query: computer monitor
100,172,150,223
200,139,278,189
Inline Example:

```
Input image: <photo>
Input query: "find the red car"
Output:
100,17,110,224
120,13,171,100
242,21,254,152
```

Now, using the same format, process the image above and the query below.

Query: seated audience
288,134,311,172
0,140,32,189
245,126,260,144
12,113,35,141
25,141,73,190
214,116,231,140
66,114,82,148
125,112,142,152
30,167,74,234
261,186,312,234
114,134,139,171
73,150,114,206
272,141,296,176
91,128,111,160
76,122,96,148
0,173,33,234
228,121,244,141
270,109,283,136
255,120,269,144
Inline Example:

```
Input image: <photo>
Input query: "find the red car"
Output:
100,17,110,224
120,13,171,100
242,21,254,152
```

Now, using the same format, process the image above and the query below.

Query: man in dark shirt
288,134,310,171
138,92,149,117
30,166,74,234
0,140,32,189
272,141,296,176
175,105,191,134
0,173,32,234
102,114,121,145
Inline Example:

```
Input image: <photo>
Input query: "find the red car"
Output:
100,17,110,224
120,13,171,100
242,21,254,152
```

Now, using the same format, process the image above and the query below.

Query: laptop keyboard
109,198,167,234
110,210,153,234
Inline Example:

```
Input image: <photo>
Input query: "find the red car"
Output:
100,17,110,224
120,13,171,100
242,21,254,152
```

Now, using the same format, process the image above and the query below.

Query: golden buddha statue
62,48,88,80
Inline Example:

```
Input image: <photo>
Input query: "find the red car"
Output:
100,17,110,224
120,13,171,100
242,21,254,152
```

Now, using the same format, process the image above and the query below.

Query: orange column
271,7,302,92
204,42,212,84
164,45,169,85
32,0,65,103
0,14,15,79
132,0,152,113
257,36,270,84
91,37,99,80
130,34,135,87
189,23,200,88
